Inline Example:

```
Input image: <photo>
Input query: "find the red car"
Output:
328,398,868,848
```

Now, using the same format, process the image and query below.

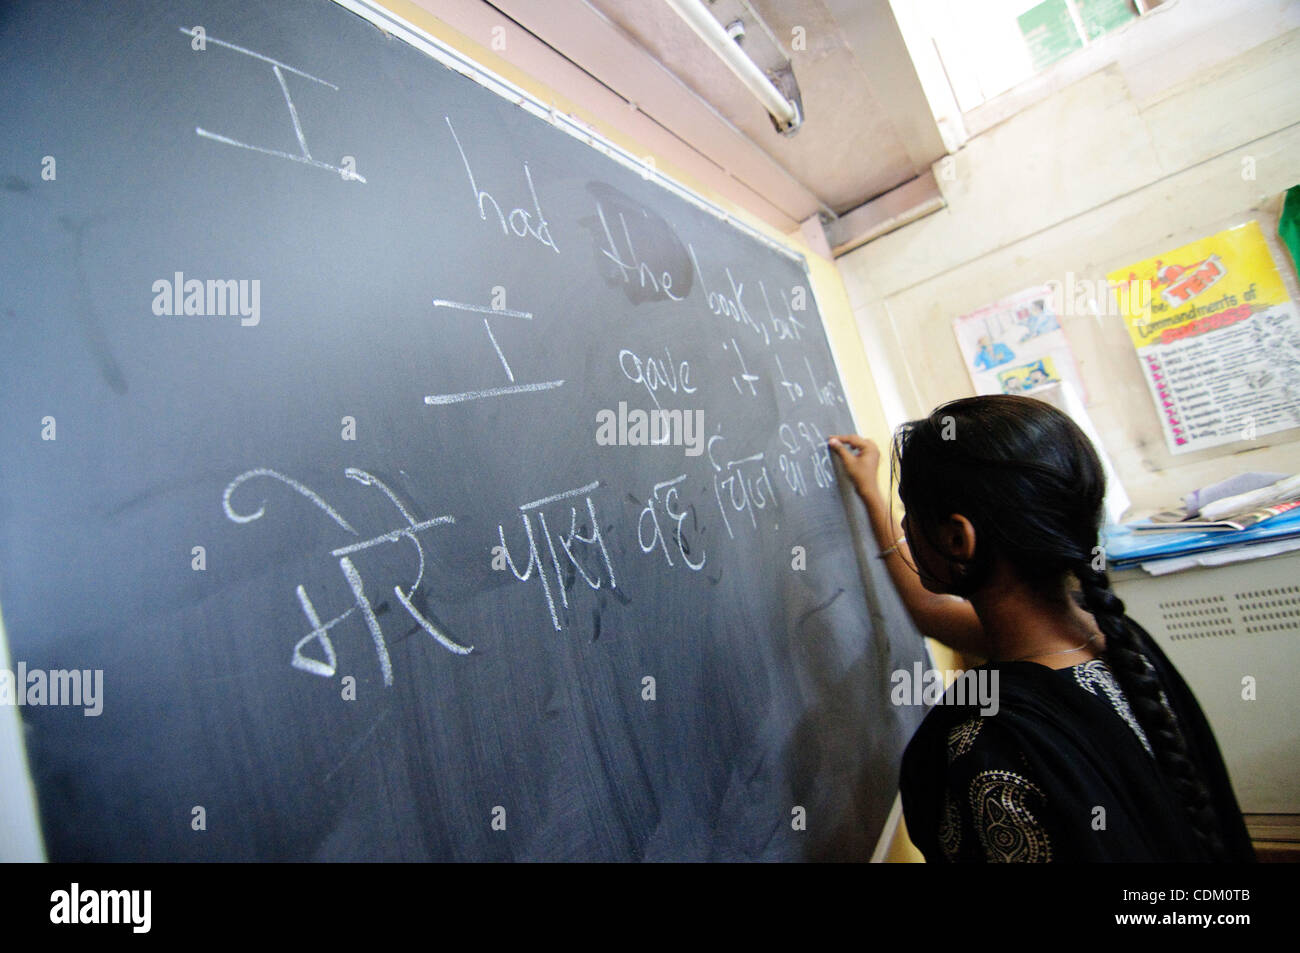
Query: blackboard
0,0,928,861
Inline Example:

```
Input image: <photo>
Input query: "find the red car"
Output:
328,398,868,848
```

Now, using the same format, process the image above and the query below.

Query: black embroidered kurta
899,616,1255,862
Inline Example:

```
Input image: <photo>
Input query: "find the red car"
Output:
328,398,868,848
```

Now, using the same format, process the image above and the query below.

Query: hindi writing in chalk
707,431,777,539
495,482,617,632
223,467,470,686
637,474,706,571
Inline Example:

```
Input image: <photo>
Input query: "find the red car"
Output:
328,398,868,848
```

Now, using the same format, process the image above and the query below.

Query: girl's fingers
828,440,853,462
828,433,870,452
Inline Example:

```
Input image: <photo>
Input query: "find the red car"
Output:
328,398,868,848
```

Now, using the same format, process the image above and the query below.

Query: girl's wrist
856,481,884,507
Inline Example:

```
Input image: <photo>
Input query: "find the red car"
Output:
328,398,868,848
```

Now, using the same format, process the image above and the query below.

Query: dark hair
891,394,1226,860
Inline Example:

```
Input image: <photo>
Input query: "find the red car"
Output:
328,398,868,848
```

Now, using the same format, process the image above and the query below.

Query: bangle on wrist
878,535,906,559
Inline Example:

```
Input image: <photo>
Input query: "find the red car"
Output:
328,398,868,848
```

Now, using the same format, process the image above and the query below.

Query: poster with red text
1108,222,1300,454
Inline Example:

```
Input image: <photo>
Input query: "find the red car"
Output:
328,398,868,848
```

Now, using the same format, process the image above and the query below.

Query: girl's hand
828,434,882,500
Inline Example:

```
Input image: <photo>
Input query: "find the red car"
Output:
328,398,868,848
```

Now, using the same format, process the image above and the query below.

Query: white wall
838,0,1300,514
0,610,45,861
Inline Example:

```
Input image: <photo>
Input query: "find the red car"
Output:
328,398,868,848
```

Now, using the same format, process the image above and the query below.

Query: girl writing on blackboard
829,395,1254,862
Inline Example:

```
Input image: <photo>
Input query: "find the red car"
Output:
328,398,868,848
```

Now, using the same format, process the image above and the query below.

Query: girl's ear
942,514,977,562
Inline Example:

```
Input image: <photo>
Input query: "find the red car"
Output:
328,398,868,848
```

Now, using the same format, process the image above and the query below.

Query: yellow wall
371,0,915,860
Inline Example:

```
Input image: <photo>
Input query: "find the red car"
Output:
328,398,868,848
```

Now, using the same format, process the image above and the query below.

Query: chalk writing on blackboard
180,28,366,182
426,297,565,404
776,420,834,496
772,353,805,402
689,244,770,345
637,474,706,571
595,201,685,301
433,297,533,381
445,115,558,253
431,300,534,320
804,354,847,407
423,380,566,404
223,467,471,687
707,434,777,539
497,481,616,631
759,282,807,343
722,337,760,396
618,347,696,410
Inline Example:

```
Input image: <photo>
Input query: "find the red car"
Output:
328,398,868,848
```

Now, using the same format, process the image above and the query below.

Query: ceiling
583,0,942,214
432,0,949,234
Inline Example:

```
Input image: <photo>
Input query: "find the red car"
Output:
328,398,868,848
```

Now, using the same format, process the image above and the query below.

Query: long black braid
892,394,1229,861
1073,563,1227,861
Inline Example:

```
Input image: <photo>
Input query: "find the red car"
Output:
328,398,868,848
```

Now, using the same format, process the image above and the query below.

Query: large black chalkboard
0,0,928,860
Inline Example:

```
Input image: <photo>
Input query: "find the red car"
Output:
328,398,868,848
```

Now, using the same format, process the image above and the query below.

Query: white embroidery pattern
970,770,1052,862
946,717,984,764
1073,659,1154,756
938,792,963,860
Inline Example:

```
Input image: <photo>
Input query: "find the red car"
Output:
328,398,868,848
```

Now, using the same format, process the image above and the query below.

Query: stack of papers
1130,474,1300,533
1134,500,1300,533
1106,505,1300,570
